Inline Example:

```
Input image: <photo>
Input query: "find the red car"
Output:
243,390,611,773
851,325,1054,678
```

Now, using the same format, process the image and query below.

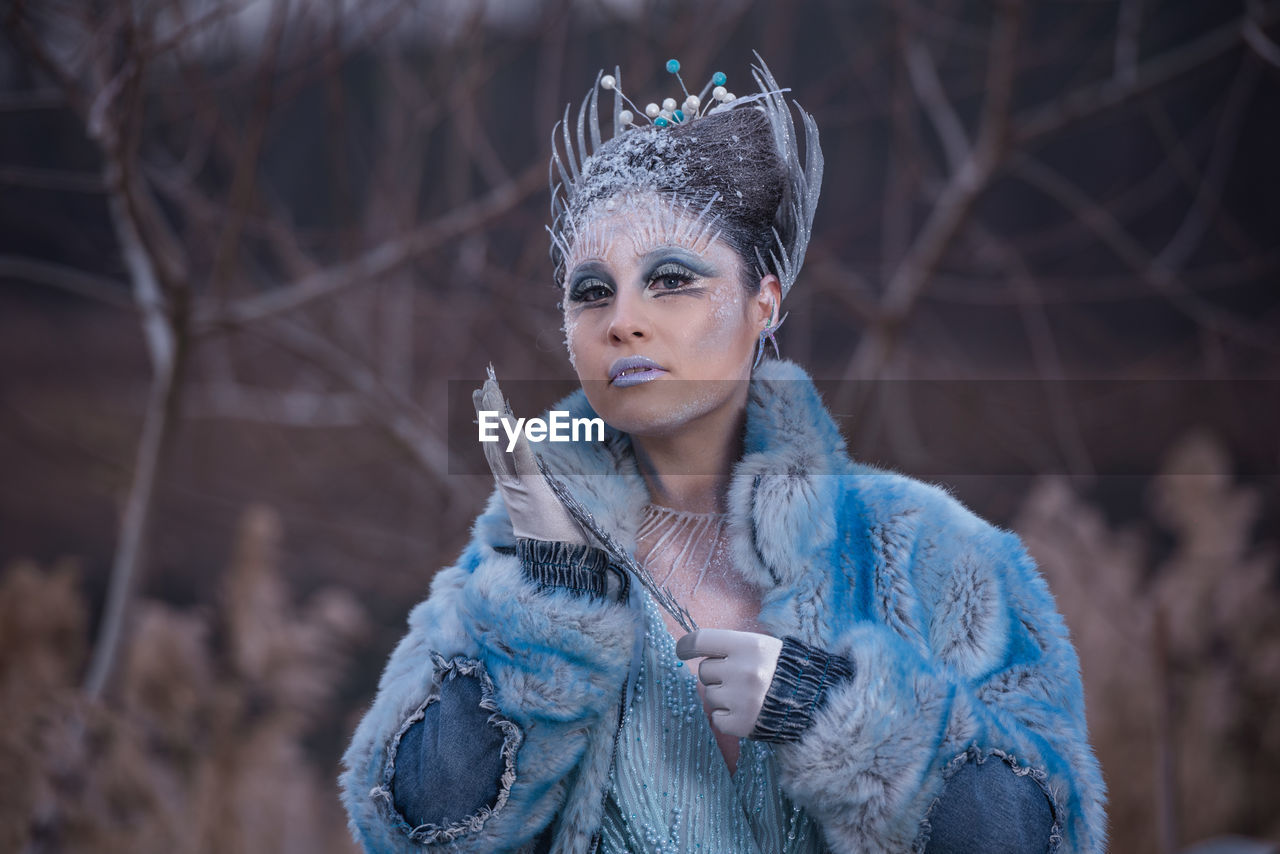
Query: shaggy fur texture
339,359,1106,853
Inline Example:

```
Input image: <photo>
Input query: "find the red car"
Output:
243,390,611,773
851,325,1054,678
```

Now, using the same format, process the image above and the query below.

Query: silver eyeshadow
566,245,720,304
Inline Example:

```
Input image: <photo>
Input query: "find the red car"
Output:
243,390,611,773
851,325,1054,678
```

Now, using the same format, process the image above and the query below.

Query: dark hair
555,107,787,292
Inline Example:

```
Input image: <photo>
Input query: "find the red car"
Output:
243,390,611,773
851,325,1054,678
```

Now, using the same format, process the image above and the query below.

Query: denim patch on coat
370,653,522,845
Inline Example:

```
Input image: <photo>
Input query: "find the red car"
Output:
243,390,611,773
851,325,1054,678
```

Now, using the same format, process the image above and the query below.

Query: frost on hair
550,109,786,292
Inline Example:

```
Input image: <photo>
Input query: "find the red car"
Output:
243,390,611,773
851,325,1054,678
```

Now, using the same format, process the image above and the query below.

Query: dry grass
1017,432,1280,853
2,435,1276,851
0,505,366,854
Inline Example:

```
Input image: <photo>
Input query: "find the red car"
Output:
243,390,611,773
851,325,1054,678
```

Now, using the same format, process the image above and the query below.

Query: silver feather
532,452,699,634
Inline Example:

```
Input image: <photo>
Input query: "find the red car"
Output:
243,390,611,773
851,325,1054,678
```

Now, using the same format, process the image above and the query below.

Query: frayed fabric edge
369,652,524,846
911,744,1063,854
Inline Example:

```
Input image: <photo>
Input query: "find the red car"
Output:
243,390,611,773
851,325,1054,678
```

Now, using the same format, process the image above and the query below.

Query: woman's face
561,193,780,439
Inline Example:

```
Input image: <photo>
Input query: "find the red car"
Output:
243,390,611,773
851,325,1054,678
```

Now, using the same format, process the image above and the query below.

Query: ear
753,274,783,328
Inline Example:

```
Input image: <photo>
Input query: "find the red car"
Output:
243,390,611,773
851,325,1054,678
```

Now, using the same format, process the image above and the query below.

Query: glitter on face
558,192,774,440
549,60,823,303
563,190,723,275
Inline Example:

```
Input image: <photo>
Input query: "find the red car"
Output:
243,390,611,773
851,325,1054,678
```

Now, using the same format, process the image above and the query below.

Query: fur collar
530,358,850,599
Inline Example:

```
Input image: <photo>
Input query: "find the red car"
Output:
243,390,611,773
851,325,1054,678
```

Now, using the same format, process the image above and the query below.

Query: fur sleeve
339,494,638,853
771,497,1107,854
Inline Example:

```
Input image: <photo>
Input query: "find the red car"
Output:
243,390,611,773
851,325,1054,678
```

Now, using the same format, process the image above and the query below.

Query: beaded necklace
637,503,731,594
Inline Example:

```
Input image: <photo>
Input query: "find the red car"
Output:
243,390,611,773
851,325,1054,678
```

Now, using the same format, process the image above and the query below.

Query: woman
340,59,1106,853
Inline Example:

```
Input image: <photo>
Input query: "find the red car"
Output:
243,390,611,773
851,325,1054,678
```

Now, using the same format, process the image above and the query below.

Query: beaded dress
596,504,827,853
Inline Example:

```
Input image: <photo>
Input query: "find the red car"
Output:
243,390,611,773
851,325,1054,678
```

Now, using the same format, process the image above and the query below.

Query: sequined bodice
596,505,826,853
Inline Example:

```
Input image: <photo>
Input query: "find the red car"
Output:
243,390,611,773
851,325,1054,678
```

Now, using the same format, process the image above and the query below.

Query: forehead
561,191,732,273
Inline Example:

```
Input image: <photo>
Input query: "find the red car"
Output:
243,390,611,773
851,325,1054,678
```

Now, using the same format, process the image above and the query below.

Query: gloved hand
675,628,783,737
472,372,587,545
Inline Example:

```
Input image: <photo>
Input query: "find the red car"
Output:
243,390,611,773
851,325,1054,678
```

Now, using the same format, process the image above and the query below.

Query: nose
606,286,650,343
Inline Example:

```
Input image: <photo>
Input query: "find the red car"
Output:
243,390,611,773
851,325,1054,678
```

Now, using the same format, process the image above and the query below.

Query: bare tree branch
10,1,201,701
250,319,451,479
0,88,65,110
0,255,133,309
970,225,1094,476
1011,153,1280,354
193,162,543,335
1141,99,1256,261
0,165,104,192
1244,17,1280,67
905,40,970,175
208,0,293,304
145,0,263,61
1153,58,1259,274
1114,0,1143,86
916,253,1280,305
1014,5,1280,144
879,4,918,289
170,384,366,427
82,329,187,701
841,0,1023,393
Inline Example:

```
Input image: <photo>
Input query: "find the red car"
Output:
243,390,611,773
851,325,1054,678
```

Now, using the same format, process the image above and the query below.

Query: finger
480,432,516,482
704,682,734,715
675,628,736,661
475,396,514,478
711,707,750,738
508,415,541,479
696,657,727,687
675,630,704,661
474,383,517,480
476,377,509,419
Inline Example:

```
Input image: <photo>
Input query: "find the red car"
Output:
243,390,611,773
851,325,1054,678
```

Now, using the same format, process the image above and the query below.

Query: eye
649,263,696,292
569,277,613,303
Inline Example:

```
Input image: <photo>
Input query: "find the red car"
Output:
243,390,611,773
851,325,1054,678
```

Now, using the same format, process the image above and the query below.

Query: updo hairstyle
554,107,788,293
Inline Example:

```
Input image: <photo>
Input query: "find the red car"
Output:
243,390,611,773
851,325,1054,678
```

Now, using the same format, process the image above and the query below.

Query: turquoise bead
666,59,680,73
712,71,726,86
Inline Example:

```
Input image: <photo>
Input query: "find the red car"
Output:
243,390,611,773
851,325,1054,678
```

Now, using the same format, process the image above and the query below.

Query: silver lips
608,355,667,387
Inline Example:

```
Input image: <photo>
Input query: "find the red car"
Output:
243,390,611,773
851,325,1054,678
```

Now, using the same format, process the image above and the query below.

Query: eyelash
649,264,696,292
569,279,613,303
567,263,698,304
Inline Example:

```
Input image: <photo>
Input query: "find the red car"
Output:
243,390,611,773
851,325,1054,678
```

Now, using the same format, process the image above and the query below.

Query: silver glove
675,628,783,737
472,372,587,546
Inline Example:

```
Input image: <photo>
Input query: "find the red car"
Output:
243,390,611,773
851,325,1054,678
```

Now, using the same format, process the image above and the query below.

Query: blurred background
2,0,1278,851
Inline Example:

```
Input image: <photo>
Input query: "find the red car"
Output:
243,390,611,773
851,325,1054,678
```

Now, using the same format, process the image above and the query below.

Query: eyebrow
638,245,719,278
567,259,612,287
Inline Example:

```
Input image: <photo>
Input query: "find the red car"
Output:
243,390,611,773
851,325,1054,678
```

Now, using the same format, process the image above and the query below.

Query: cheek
561,308,593,373
688,295,755,355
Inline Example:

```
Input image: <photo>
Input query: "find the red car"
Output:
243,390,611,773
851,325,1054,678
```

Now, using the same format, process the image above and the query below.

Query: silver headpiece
548,53,823,299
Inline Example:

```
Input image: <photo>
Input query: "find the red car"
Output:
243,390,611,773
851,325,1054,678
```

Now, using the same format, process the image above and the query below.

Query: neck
630,388,748,515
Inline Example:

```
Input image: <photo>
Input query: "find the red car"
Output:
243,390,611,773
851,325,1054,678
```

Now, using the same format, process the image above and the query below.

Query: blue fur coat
339,359,1107,853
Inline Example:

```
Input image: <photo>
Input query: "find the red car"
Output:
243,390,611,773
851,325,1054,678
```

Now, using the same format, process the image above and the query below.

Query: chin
582,377,742,439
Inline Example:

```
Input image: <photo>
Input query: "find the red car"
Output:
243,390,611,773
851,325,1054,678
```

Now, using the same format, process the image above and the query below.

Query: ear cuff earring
753,310,789,370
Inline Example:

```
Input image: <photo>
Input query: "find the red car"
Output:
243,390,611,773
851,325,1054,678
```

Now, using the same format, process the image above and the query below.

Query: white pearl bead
683,95,700,111
659,109,672,119
645,102,660,118
725,92,736,101
712,85,727,101
600,74,616,90
619,109,634,125
662,97,677,112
